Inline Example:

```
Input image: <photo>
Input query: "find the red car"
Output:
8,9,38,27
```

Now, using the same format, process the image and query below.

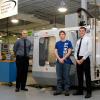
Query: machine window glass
39,36,56,67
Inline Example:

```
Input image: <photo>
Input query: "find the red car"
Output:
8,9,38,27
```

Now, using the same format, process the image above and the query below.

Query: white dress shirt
74,34,92,60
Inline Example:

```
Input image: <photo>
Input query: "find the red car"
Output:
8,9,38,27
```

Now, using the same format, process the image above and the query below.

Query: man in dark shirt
13,30,31,92
53,30,73,96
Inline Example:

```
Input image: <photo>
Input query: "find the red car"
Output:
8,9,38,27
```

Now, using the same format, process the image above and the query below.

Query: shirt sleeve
68,41,73,49
74,41,78,60
55,42,58,49
13,40,19,53
29,41,32,52
82,37,92,60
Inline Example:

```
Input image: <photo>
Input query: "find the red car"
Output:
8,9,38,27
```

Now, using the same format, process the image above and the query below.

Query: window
39,36,56,67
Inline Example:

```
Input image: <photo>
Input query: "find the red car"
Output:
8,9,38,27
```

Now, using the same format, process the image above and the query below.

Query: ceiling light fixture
42,28,46,30
13,35,16,37
52,27,58,30
11,19,19,24
58,0,67,13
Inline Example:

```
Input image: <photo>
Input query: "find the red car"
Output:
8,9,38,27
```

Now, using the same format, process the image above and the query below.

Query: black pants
16,55,29,89
76,56,91,93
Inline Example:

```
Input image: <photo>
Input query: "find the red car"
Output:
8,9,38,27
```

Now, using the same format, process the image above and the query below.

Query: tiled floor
0,85,100,100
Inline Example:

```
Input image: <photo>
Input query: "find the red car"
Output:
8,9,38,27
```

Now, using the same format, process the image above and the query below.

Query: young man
53,30,73,96
13,30,31,92
74,27,92,98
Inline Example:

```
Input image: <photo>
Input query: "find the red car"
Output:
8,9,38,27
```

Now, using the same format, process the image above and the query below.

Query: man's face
59,32,66,40
79,28,86,38
21,30,28,38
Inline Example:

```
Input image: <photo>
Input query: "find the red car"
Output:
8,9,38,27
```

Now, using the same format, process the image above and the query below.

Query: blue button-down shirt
13,38,32,57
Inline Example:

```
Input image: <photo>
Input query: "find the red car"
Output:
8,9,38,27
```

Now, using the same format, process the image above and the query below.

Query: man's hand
76,59,81,65
79,59,84,64
58,58,64,64
76,59,84,65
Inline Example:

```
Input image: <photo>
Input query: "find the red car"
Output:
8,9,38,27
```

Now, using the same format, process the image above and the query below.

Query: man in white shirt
73,27,92,98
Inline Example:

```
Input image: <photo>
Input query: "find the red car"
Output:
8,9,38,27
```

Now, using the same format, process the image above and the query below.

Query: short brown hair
79,26,86,31
59,30,66,35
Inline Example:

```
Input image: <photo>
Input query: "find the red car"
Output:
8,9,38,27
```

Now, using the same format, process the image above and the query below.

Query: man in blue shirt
53,30,73,96
13,30,31,92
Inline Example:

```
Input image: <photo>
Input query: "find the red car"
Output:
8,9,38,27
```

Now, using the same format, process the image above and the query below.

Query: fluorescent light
17,38,20,39
42,28,46,30
58,7,67,12
52,27,58,30
13,35,16,37
58,0,67,13
11,19,19,24
96,36,99,40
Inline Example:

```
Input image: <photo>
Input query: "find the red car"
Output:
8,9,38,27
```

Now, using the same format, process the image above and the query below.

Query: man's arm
79,37,92,64
55,49,64,64
63,41,73,60
13,40,19,55
62,48,72,60
74,42,78,60
29,41,32,52
82,37,92,60
74,40,82,65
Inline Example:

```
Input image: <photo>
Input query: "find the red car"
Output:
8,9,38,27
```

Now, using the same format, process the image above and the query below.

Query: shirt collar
22,37,27,40
61,39,66,42
80,34,87,39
